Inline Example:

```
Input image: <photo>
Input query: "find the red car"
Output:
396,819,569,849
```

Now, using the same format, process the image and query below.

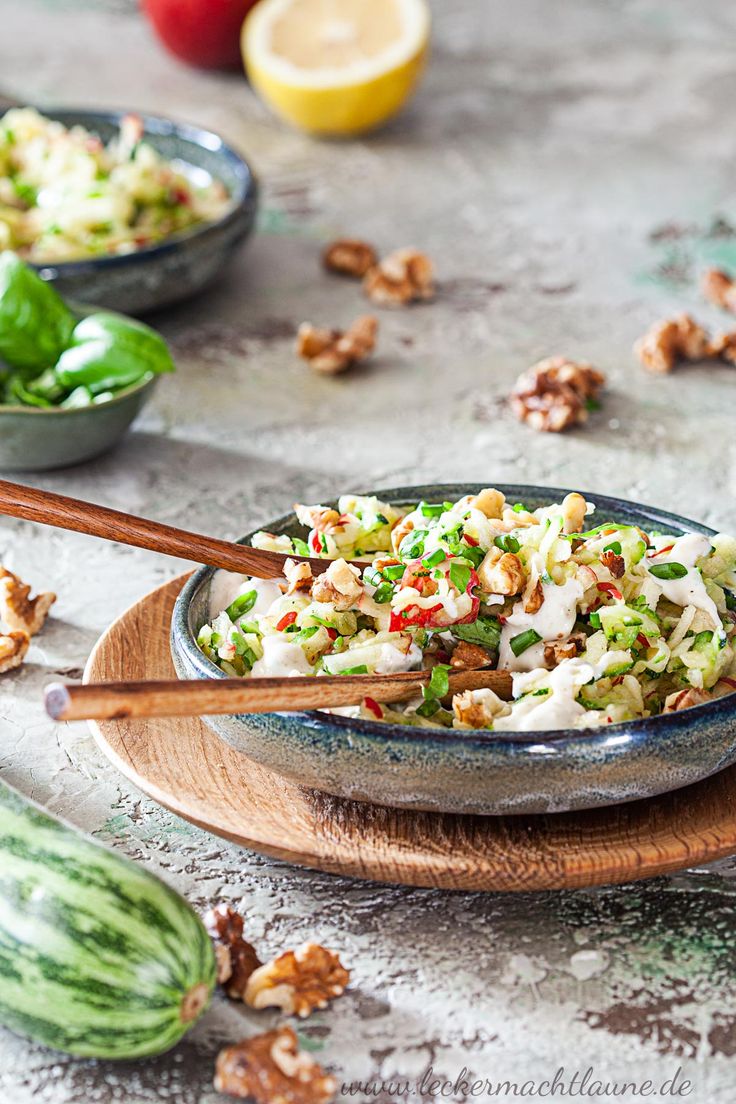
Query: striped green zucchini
0,779,216,1058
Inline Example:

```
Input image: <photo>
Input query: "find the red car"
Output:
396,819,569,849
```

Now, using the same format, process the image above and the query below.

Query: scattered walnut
702,267,736,313
204,904,262,1000
663,687,711,713
450,641,493,669
710,331,736,366
470,488,505,519
296,315,377,375
453,687,506,729
323,238,377,278
284,558,313,595
600,550,625,578
0,631,29,673
363,248,434,307
510,357,605,433
0,568,56,637
544,633,585,667
560,492,588,535
214,1026,336,1104
523,578,544,614
244,942,349,1018
312,559,363,610
634,314,712,373
477,547,525,595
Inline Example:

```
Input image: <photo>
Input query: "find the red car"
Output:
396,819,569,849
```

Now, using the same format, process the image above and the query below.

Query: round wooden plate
85,576,736,891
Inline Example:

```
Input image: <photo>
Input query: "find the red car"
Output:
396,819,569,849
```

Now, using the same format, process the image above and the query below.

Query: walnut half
0,568,56,636
634,314,712,374
510,357,605,433
244,942,349,1018
214,1026,337,1104
204,904,261,1000
0,631,29,673
323,238,377,278
363,248,434,307
296,316,378,375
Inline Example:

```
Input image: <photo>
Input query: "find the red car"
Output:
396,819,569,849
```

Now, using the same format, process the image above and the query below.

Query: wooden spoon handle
45,669,513,721
0,479,333,578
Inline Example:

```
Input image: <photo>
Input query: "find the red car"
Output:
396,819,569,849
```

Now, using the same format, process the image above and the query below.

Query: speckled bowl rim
173,484,736,751
4,107,257,276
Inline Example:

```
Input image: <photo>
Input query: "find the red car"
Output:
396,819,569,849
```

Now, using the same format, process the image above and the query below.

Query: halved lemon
242,0,430,136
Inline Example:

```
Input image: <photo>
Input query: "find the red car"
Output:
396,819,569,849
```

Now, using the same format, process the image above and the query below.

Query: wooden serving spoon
0,479,356,578
44,668,513,721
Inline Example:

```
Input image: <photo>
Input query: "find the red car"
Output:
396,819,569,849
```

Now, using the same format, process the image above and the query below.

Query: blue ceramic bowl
171,484,736,815
18,108,258,315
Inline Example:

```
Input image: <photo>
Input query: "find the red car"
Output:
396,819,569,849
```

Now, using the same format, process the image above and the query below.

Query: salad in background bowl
0,108,258,314
172,484,736,815
0,252,174,470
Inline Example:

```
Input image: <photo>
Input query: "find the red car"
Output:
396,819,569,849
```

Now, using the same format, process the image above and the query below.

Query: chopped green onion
422,548,447,568
419,501,446,517
604,541,622,555
512,502,530,513
372,583,394,604
400,529,428,559
588,612,601,629
510,628,542,657
293,625,320,642
416,698,440,718
532,688,550,696
340,665,369,675
649,562,688,580
376,514,389,524
226,590,257,620
382,563,405,581
494,534,520,554
320,534,328,553
449,562,472,593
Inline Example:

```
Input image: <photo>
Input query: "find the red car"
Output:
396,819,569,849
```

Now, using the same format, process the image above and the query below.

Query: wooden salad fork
0,479,357,578
45,668,514,721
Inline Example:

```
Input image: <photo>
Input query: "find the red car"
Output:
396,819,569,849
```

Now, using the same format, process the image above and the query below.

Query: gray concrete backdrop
1,1,736,1101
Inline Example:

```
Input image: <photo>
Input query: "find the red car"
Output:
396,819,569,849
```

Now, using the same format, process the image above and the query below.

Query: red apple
141,0,258,70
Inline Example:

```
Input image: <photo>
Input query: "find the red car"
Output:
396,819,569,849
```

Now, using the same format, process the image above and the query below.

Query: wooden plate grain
85,576,736,891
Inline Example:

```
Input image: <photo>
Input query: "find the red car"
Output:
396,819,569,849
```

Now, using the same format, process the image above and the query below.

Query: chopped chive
226,590,257,619
419,501,445,517
293,625,320,641
512,502,530,513
510,628,542,657
588,612,601,629
422,548,447,568
604,541,622,555
400,529,428,558
372,582,394,604
382,563,405,581
649,562,688,580
494,534,520,554
449,562,472,593
340,665,369,675
320,533,328,553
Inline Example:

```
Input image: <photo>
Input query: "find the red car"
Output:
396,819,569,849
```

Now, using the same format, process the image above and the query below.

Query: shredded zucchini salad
198,490,736,732
0,109,230,263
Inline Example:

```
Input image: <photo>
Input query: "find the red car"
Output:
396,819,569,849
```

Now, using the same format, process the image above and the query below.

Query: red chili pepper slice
596,581,623,601
389,562,481,631
363,697,383,719
326,627,338,641
311,532,321,554
463,532,480,547
636,632,650,649
276,611,298,631
647,543,674,559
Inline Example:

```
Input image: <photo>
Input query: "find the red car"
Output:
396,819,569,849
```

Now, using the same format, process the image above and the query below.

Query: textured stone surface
2,0,736,1099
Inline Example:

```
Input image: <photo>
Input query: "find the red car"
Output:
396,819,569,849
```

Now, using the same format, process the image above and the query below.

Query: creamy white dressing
250,636,313,678
322,640,421,675
498,576,584,672
208,571,283,620
494,651,631,732
646,533,721,631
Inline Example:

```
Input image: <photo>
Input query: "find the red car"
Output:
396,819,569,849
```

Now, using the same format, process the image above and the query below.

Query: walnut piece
323,238,377,278
510,356,605,433
0,631,29,673
710,331,736,365
363,248,434,307
702,267,736,313
477,547,525,595
523,578,544,614
312,559,363,610
450,641,493,669
204,905,261,1000
663,687,711,713
214,1026,337,1104
470,488,505,519
296,315,377,375
244,942,349,1018
544,633,585,668
0,568,56,636
634,314,712,374
600,549,625,578
453,687,506,729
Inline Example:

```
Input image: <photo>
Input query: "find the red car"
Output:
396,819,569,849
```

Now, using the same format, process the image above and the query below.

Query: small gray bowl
172,484,736,816
16,108,258,315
